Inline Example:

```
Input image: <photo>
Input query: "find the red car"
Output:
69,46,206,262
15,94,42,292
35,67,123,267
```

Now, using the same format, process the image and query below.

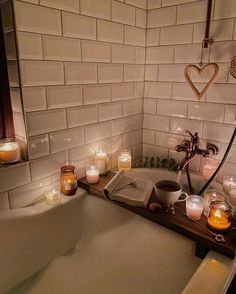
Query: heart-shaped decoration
184,63,219,100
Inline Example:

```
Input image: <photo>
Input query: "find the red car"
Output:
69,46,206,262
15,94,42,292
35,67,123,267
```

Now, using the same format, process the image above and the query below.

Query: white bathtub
3,169,236,293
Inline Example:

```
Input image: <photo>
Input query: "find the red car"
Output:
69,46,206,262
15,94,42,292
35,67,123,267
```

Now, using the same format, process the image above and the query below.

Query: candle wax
86,169,99,184
208,210,231,231
0,142,21,163
186,203,203,220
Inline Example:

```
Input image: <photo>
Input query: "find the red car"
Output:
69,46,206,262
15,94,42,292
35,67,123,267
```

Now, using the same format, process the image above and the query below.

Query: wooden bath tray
77,172,236,259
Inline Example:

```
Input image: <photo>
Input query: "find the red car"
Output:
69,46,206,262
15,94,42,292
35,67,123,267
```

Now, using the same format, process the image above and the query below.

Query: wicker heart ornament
184,63,219,100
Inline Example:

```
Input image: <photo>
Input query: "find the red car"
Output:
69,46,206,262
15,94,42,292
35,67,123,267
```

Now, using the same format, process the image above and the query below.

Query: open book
103,170,153,207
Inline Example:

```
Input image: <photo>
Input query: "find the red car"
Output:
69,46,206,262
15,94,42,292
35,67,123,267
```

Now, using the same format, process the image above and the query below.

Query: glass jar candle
94,149,108,175
203,189,225,217
86,163,99,184
118,149,131,171
207,201,232,232
60,165,77,196
0,140,21,164
223,176,236,194
186,195,204,220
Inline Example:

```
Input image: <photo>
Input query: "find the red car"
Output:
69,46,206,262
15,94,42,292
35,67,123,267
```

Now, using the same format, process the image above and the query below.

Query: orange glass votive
60,165,77,196
207,201,232,233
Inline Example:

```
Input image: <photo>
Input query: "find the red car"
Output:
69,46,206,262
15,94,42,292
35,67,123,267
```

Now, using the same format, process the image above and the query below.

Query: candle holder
229,186,236,207
223,176,236,194
207,201,232,233
186,195,203,220
94,149,108,175
86,163,99,184
118,149,131,171
60,165,77,196
203,189,225,217
45,185,61,205
0,140,21,164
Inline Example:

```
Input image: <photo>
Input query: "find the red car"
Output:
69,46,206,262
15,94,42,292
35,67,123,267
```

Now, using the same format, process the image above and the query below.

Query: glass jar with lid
60,165,77,196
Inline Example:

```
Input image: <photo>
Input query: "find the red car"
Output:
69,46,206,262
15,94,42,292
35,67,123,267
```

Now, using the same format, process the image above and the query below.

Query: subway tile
46,85,83,108
123,99,143,116
82,40,111,62
21,60,64,86
30,151,68,181
172,82,206,101
112,44,135,64
69,142,98,166
143,129,155,144
155,131,184,149
146,46,174,64
143,114,170,131
0,192,9,210
126,0,147,9
207,84,236,104
124,65,144,82
67,105,98,127
221,144,236,164
132,144,142,161
136,8,146,28
26,109,67,136
193,19,234,43
145,65,158,81
9,177,50,209
125,26,146,46
218,162,236,179
177,1,207,25
0,163,31,193
144,98,156,114
8,61,19,87
214,0,236,20
170,118,204,137
162,0,196,7
17,32,42,59
5,31,17,60
11,88,22,113
112,115,142,135
112,0,135,26
85,122,112,143
99,102,123,121
135,47,145,64
189,64,228,84
224,105,236,125
134,82,144,98
97,20,123,44
13,113,26,139
146,28,160,46
160,24,193,45
99,135,123,157
210,41,236,63
143,144,168,159
112,83,134,101
123,129,142,148
83,84,111,104
203,123,235,143
188,102,224,123
159,64,188,82
65,62,97,84
81,0,110,20
42,35,81,61
174,44,208,64
15,1,61,35
62,12,96,40
148,6,176,28
50,128,84,153
147,0,161,10
156,99,187,118
22,87,47,112
40,0,79,12
28,134,50,159
98,64,123,83
145,81,172,99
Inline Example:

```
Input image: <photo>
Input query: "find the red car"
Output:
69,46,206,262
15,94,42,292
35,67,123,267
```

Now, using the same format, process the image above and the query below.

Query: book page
103,170,124,198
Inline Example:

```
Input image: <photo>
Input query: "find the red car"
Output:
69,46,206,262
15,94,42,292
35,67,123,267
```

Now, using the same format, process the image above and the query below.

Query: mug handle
176,191,188,202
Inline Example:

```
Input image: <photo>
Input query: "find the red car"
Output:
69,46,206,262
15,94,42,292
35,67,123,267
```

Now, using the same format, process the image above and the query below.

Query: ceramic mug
155,180,188,206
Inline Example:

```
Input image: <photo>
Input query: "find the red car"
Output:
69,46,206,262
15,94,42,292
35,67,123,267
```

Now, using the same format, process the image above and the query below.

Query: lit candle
94,149,108,175
86,164,99,184
45,189,61,205
207,201,232,232
0,141,21,164
186,195,203,220
223,176,236,194
118,149,131,171
229,188,236,207
60,165,77,196
203,189,225,217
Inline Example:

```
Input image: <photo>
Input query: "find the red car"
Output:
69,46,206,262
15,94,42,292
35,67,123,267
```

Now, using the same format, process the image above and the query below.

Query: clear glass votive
94,149,108,175
118,149,131,171
186,195,204,220
203,189,225,217
86,163,99,184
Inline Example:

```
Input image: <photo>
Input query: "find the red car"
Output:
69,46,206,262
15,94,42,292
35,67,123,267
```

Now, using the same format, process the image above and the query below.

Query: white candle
186,195,203,220
230,189,236,207
118,149,131,171
46,189,61,205
223,176,236,194
86,164,99,184
94,149,108,175
0,141,21,164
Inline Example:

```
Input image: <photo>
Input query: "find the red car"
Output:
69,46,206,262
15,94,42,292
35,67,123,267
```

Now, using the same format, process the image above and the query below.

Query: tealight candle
45,189,61,205
94,149,108,175
0,141,21,164
118,149,131,171
186,195,204,220
207,201,232,232
203,189,225,217
223,176,236,194
86,164,99,184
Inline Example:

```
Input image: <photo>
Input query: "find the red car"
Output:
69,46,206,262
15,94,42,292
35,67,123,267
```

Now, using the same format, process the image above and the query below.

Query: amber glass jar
60,165,77,196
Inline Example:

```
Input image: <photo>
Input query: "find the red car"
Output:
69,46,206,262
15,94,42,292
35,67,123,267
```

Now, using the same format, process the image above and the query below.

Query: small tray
78,172,236,259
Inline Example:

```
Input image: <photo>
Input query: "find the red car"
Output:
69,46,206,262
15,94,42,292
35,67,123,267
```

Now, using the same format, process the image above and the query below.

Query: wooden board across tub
77,171,236,259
